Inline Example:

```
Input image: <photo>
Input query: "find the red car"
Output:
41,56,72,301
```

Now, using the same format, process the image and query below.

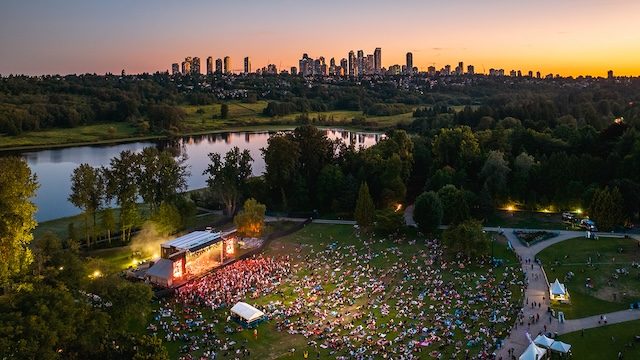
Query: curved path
483,227,640,359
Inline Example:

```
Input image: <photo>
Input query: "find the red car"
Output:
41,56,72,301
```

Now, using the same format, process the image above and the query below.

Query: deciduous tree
0,157,38,287
413,191,443,235
203,147,253,217
233,198,266,237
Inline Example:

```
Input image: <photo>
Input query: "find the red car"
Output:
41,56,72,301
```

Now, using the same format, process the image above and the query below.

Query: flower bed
513,230,559,247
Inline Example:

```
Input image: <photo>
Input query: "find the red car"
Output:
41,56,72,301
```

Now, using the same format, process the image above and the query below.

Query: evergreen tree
354,182,376,232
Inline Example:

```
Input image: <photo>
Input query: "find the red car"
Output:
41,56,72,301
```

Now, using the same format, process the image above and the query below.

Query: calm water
18,129,384,222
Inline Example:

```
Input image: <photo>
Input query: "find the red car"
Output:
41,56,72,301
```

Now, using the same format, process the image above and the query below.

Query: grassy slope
559,320,640,360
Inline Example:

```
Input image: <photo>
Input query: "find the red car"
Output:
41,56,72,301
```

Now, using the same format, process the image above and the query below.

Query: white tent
519,343,547,360
550,279,566,295
230,302,265,325
550,340,571,353
550,278,569,302
533,334,555,348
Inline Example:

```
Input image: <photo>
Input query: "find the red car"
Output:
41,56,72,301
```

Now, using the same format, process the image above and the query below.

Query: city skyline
1,0,639,77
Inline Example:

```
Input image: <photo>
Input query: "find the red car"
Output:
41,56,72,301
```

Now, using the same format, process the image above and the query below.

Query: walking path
481,227,640,359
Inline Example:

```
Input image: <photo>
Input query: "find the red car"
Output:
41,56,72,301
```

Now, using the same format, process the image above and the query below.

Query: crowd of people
147,232,525,359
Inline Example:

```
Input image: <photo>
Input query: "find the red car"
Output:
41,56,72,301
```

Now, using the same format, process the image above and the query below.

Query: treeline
68,146,193,246
0,73,183,135
5,72,640,138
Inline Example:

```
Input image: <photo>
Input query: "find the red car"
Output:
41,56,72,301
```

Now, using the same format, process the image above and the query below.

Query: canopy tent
145,258,174,287
519,343,547,360
550,340,571,353
550,278,570,302
230,302,265,326
533,334,555,348
550,279,566,295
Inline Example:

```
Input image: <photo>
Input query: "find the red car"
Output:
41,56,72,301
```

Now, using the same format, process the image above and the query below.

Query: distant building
528,70,533,78
290,66,297,75
192,57,201,74
467,65,474,75
374,48,382,74
244,57,251,74
357,50,364,75
223,56,231,74
509,70,517,77
171,63,179,75
182,58,191,75
444,64,451,76
427,65,436,76
406,52,413,75
340,58,348,76
215,58,223,74
348,51,356,76
366,54,374,74
608,70,614,79
206,57,213,75
457,61,464,75
536,71,541,79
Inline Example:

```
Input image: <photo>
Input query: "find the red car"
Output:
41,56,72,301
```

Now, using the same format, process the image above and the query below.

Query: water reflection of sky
20,129,384,222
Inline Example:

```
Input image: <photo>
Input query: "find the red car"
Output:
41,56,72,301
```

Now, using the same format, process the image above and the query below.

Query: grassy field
559,320,640,360
0,122,142,149
143,223,524,359
484,210,572,230
536,237,640,319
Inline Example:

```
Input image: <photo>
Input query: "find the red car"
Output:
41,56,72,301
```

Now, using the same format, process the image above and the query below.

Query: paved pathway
481,227,640,359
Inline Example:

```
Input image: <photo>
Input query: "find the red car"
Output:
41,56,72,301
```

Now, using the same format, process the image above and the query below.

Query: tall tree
68,163,105,246
413,191,443,235
203,146,253,217
233,198,267,237
0,156,38,287
262,133,301,209
480,150,510,205
106,150,140,242
138,147,189,213
589,186,625,231
354,182,376,232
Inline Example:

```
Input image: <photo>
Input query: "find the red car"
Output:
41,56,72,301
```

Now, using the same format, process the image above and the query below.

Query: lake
18,128,384,222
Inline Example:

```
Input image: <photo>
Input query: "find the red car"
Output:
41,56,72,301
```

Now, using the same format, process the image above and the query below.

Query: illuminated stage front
146,230,236,287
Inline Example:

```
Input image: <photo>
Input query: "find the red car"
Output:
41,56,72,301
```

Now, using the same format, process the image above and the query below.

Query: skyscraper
215,58,223,74
244,57,251,74
357,50,364,75
223,56,231,74
406,52,413,75
206,57,213,75
171,63,179,75
192,57,201,74
348,51,356,76
374,48,382,74
340,58,348,76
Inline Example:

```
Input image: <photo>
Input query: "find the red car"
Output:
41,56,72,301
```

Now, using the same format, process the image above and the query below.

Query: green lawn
536,237,640,319
484,210,572,230
558,319,640,360
143,223,524,359
0,122,140,149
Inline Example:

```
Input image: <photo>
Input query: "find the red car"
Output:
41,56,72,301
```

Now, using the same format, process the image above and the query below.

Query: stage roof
162,231,222,252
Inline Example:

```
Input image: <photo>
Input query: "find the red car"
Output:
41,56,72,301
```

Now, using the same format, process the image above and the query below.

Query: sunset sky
1,0,639,77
